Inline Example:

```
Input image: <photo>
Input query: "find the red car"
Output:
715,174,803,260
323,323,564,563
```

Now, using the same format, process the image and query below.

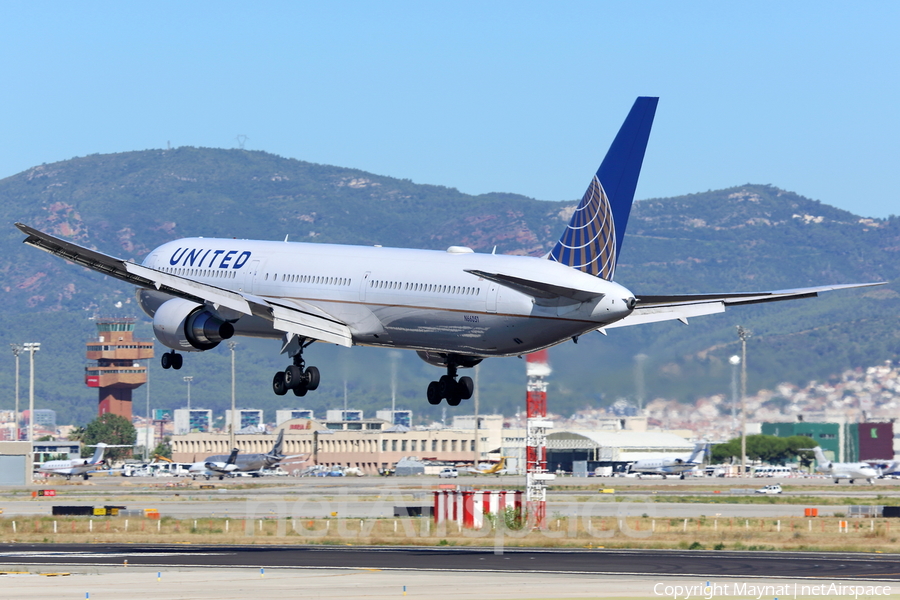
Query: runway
2,543,900,580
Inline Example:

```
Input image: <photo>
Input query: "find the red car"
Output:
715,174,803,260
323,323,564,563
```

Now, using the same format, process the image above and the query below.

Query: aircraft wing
601,283,885,330
16,223,352,347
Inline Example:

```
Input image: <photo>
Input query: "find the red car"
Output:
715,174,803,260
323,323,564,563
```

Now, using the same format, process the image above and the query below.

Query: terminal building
170,414,695,476
171,417,484,473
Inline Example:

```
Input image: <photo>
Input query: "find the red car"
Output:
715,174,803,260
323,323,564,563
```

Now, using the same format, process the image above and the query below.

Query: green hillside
1,149,896,425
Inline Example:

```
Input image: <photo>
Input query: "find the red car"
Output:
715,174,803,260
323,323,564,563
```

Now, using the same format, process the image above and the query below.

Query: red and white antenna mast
525,350,555,528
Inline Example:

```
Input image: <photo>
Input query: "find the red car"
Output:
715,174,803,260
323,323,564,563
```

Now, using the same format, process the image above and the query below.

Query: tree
152,436,173,460
711,434,818,466
80,414,136,463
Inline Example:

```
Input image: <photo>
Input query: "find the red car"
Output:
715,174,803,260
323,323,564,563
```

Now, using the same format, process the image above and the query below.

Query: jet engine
152,298,235,351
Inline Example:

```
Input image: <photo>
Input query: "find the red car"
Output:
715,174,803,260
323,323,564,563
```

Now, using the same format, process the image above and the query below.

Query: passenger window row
370,280,480,295
264,273,351,286
162,267,236,279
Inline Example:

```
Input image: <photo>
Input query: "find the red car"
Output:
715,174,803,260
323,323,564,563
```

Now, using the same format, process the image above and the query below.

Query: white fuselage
818,461,879,482
137,238,635,356
39,458,96,477
629,458,696,476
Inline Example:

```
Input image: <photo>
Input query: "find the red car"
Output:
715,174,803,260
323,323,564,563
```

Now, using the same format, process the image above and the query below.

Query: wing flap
603,301,725,329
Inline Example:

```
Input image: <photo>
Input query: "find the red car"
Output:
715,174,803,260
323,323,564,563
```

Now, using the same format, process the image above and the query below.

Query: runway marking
0,552,231,558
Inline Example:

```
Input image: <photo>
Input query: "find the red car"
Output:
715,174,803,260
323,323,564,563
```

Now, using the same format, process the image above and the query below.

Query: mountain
1,148,897,425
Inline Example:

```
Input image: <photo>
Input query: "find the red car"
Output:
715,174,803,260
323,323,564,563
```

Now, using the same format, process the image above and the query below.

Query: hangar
546,431,695,473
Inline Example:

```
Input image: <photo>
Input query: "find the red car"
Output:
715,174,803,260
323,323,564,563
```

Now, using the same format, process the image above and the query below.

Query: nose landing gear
426,363,474,406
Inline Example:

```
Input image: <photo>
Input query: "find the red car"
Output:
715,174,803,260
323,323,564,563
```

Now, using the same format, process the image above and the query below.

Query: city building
326,409,363,422
173,409,213,435
225,409,264,432
376,410,413,428
276,409,314,426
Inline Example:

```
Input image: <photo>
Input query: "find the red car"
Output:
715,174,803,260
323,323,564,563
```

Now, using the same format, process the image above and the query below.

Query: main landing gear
426,363,474,407
160,350,183,370
273,340,320,397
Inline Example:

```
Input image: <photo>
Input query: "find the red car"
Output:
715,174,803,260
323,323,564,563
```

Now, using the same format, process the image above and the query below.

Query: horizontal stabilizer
464,270,604,303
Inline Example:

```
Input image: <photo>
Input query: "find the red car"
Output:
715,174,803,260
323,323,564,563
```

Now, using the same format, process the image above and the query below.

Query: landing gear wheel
427,382,441,405
305,366,320,391
161,352,172,369
438,375,454,398
446,391,462,407
457,376,474,400
272,371,288,396
284,365,303,387
172,353,183,370
293,383,308,397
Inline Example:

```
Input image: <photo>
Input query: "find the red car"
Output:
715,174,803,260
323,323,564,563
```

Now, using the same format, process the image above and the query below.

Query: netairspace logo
653,580,893,600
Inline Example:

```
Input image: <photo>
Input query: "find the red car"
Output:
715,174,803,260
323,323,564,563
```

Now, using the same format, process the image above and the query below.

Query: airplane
188,430,305,479
628,442,709,479
190,447,240,480
810,446,879,484
38,443,133,480
468,456,508,476
16,97,883,406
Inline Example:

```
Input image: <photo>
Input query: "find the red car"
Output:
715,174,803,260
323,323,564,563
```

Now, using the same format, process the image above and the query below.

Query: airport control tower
85,318,154,420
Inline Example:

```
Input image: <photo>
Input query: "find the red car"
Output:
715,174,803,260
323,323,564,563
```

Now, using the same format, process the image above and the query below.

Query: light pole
729,355,740,433
634,353,647,412
228,341,237,452
736,327,750,478
10,344,23,440
145,355,152,460
183,376,193,412
24,342,40,443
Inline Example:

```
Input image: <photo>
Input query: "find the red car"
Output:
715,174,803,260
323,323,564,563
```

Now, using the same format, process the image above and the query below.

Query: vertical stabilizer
271,429,285,457
687,442,708,464
812,446,831,469
89,443,107,465
549,97,658,280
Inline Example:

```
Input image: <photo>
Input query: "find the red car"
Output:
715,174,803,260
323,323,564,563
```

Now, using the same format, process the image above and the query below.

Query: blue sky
3,2,898,217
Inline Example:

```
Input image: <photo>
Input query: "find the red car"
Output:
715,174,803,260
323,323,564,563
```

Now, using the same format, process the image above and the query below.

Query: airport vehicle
467,457,507,476
189,430,304,478
811,447,879,484
753,465,793,478
628,442,709,479
38,443,132,480
438,467,458,479
755,484,783,494
17,98,882,406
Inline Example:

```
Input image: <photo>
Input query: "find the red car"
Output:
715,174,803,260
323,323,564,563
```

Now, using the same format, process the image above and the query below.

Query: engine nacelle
152,298,235,352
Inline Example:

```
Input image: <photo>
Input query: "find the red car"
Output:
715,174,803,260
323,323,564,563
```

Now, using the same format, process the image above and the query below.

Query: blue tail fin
549,97,658,280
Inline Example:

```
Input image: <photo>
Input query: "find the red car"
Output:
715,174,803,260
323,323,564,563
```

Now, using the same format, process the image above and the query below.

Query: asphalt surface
1,544,899,581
